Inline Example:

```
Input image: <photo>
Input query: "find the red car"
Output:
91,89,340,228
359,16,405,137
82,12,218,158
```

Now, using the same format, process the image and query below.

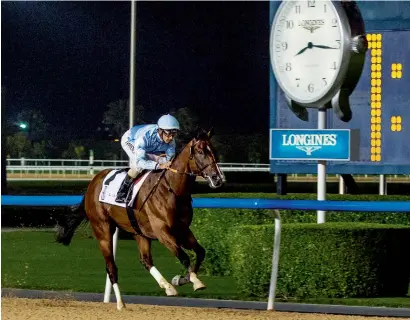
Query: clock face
270,0,350,106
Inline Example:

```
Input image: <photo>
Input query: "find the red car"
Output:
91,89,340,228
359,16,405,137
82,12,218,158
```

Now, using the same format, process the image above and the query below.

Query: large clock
269,0,368,122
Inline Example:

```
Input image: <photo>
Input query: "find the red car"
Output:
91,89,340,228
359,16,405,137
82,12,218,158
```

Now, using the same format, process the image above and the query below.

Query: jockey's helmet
157,114,180,131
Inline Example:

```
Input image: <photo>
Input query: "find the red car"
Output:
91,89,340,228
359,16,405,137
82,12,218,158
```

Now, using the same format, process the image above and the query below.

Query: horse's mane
177,127,211,152
194,129,210,141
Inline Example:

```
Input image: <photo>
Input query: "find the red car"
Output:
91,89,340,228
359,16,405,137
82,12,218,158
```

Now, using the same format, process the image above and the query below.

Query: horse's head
188,128,224,188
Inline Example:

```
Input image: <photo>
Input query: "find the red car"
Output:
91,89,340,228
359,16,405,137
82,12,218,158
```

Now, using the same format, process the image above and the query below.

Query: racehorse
56,128,224,310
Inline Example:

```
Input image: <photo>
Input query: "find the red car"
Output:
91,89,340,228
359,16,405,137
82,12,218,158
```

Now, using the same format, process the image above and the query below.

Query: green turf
1,231,240,299
2,231,410,308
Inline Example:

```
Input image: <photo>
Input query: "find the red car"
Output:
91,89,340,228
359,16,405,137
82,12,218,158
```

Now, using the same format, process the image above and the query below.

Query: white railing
5,158,410,184
5,158,271,180
6,159,270,169
6,158,129,168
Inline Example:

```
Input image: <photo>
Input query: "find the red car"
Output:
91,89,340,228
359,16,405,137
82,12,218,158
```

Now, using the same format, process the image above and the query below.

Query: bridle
167,140,218,178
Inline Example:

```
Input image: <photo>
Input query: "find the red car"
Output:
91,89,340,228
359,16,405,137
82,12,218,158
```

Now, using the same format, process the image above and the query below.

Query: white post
104,227,120,303
129,0,136,129
317,108,327,224
339,174,345,194
104,0,137,303
267,210,281,311
89,150,94,175
379,174,387,195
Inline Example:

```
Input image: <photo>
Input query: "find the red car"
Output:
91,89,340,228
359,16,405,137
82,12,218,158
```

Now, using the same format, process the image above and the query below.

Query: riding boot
115,174,134,203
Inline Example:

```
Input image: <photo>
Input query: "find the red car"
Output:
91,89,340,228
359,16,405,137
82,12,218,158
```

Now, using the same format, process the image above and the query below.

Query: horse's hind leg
91,214,125,310
172,228,206,291
134,235,178,296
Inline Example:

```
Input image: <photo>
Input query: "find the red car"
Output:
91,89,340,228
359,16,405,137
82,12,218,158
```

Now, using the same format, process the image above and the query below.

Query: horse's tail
56,196,87,246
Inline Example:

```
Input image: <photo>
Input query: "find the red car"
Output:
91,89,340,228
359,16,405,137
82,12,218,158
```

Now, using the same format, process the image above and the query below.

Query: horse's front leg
172,228,206,291
134,234,178,296
154,224,204,292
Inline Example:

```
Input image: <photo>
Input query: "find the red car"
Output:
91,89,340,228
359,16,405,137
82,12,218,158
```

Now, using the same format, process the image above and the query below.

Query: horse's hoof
172,275,190,286
165,285,178,296
117,302,126,310
193,282,206,291
171,275,181,286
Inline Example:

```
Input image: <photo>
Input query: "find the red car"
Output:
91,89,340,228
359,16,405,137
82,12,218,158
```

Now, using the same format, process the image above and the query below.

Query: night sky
1,1,270,140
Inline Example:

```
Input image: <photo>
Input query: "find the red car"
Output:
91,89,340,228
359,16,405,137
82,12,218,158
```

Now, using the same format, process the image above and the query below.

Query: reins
134,155,183,212
167,161,216,177
134,139,217,211
135,167,167,212
167,140,217,177
167,167,197,177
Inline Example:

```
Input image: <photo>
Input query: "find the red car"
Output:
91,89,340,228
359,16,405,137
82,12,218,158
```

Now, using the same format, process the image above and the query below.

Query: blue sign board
270,129,357,161
269,1,410,174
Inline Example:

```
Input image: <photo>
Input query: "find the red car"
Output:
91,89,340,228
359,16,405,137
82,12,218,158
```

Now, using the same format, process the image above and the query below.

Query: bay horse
56,128,224,310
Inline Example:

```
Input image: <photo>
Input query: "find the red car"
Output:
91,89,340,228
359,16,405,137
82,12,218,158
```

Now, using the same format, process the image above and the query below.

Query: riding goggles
162,129,178,137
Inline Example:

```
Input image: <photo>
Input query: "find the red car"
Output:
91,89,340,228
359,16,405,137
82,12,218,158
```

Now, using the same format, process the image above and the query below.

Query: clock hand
295,46,309,56
312,44,338,49
295,42,313,56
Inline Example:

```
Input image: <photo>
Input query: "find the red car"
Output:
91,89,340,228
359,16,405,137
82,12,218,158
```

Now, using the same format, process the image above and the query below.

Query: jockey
115,114,180,203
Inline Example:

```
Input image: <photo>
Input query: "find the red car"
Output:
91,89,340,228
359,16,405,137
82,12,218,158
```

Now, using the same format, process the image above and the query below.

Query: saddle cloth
98,170,151,208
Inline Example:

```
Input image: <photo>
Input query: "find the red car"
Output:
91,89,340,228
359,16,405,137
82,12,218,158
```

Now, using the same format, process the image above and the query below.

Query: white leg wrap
150,267,178,296
150,266,166,286
189,272,199,283
190,272,206,291
112,283,125,310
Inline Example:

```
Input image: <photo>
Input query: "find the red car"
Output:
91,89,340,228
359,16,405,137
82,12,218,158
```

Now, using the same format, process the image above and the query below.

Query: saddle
101,168,150,235
103,168,148,188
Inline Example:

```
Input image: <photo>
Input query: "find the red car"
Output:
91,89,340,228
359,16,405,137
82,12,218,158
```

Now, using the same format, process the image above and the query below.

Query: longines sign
269,129,359,161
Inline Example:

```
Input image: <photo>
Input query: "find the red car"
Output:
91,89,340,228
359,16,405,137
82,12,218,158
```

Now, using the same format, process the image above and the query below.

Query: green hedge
228,223,410,298
190,193,410,276
191,208,275,275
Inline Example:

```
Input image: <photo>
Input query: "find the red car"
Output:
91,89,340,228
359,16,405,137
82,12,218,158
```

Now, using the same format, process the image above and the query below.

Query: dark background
1,1,270,139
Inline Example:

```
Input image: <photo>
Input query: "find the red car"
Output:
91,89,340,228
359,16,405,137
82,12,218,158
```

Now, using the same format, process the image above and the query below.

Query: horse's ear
207,127,214,139
193,126,201,139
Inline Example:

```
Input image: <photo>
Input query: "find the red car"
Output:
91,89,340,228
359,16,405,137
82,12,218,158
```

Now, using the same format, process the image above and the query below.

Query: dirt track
1,298,408,320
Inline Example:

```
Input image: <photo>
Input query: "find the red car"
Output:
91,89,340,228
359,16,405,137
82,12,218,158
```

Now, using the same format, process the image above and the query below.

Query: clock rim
269,0,352,108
